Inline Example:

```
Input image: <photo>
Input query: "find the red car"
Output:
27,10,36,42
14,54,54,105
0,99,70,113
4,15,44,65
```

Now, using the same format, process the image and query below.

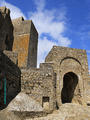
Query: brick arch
56,57,84,107
60,56,81,66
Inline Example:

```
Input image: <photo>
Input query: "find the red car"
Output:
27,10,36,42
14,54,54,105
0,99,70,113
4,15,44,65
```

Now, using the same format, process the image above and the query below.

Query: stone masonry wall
85,75,90,105
45,46,89,106
0,51,21,109
21,63,55,112
3,50,18,65
13,34,30,68
0,7,13,51
12,18,38,68
27,21,38,68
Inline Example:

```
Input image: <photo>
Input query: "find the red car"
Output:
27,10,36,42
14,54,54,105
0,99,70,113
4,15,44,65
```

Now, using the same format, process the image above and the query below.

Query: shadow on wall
0,7,19,110
0,51,21,110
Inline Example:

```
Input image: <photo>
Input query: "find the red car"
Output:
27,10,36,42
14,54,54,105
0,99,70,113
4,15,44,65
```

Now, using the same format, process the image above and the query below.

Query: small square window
42,96,49,111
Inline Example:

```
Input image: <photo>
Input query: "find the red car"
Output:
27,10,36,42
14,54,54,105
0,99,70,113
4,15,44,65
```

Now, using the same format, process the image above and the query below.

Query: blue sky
0,0,90,70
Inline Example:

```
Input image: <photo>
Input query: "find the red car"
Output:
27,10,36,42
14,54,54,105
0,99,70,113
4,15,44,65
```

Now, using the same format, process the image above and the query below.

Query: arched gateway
61,72,78,103
45,46,89,108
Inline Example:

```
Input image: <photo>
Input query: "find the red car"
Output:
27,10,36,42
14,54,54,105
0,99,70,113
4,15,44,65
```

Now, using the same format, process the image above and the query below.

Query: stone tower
0,7,21,109
12,17,38,68
0,7,13,51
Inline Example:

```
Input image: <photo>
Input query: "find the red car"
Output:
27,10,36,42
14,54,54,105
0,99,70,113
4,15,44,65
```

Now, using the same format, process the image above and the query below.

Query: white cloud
38,37,56,67
29,0,71,66
34,0,45,11
0,0,26,19
87,50,90,54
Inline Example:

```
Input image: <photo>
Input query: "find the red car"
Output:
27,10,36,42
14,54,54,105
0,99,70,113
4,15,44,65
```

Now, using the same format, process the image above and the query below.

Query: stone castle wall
0,51,21,109
0,6,90,112
0,7,13,51
85,75,90,104
45,46,89,106
12,18,38,68
27,21,38,68
21,63,56,112
3,50,18,65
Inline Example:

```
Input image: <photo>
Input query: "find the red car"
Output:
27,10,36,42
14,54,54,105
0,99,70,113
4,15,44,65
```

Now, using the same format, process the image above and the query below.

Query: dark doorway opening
42,97,49,107
42,96,49,110
87,103,90,106
61,72,78,103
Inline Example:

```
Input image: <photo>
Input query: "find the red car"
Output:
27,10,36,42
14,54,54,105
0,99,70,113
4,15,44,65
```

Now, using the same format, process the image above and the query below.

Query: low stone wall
21,63,55,112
